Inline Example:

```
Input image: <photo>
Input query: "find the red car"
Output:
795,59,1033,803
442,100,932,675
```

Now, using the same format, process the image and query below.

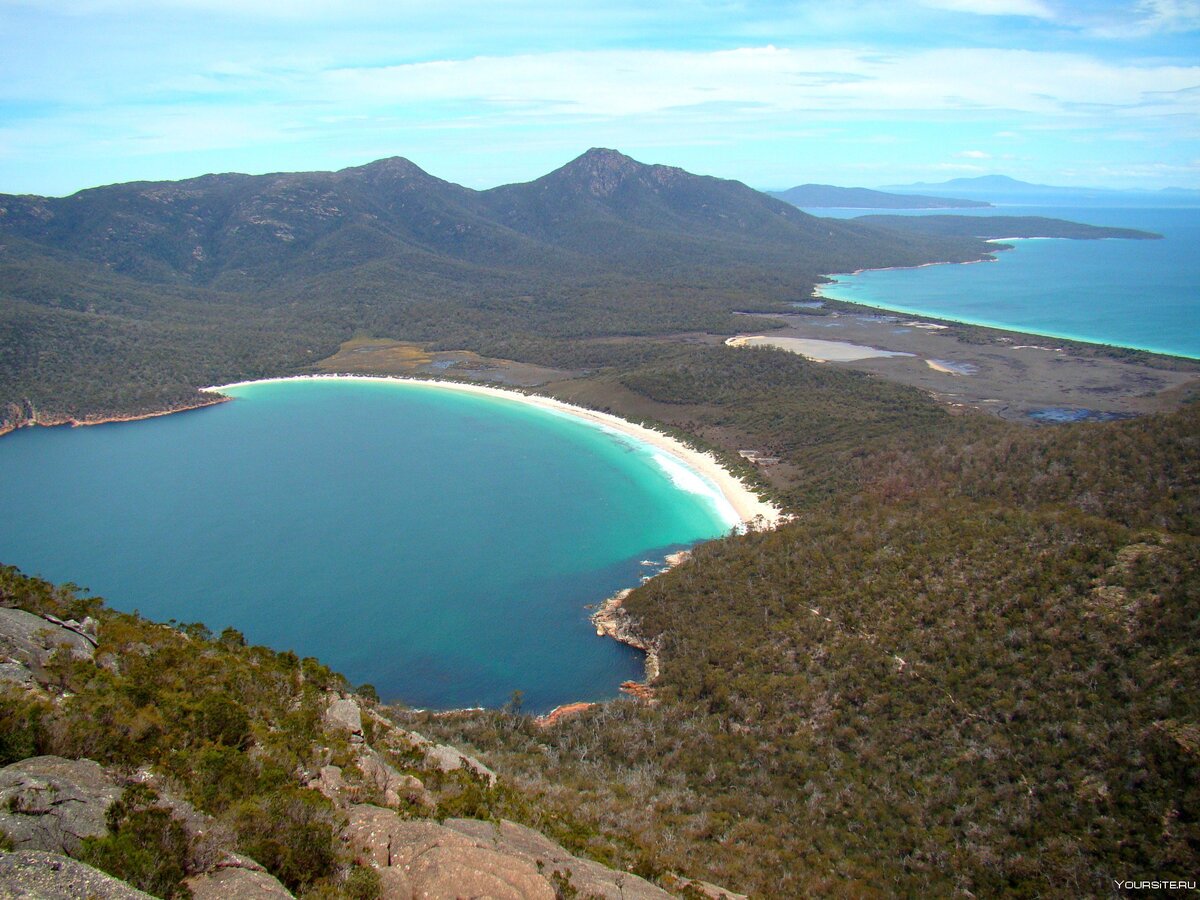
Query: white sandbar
726,335,913,362
204,374,783,532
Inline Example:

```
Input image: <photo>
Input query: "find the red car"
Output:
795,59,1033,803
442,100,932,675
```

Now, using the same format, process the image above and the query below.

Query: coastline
204,374,783,718
206,373,784,532
0,395,230,439
814,279,1199,361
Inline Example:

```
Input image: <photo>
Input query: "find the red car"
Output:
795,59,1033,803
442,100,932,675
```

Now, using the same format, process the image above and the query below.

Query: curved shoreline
816,241,1198,361
205,373,784,532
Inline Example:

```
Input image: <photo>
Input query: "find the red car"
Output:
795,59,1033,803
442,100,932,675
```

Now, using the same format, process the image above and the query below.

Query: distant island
882,173,1200,206
770,183,990,209
853,213,1163,240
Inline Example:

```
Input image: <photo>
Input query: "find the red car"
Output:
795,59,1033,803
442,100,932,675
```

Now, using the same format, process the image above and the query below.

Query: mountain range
1,149,984,292
0,148,990,428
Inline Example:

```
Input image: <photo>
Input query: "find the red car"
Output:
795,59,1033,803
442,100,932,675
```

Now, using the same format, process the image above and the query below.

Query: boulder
355,747,434,811
669,876,750,899
0,849,156,899
344,804,553,900
184,864,294,900
0,608,95,685
0,661,33,687
324,696,364,743
446,818,672,900
386,726,496,786
0,757,121,855
307,765,349,806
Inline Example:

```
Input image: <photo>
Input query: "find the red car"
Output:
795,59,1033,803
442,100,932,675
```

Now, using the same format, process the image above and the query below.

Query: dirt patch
313,338,578,387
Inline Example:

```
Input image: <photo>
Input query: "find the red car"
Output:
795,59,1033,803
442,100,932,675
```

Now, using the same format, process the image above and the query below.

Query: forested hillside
1,150,991,431
414,391,1199,897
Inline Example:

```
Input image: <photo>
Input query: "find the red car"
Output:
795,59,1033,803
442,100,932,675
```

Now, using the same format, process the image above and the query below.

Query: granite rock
0,757,121,855
0,850,156,899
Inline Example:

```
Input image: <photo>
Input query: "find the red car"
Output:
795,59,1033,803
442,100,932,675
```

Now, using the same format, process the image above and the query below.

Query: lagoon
0,378,742,713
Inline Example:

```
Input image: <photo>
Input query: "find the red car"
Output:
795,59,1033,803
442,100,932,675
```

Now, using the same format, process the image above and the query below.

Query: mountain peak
551,148,647,197
338,156,437,183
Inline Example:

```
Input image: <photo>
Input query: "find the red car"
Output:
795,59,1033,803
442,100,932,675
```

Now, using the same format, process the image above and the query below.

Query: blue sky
1,0,1197,195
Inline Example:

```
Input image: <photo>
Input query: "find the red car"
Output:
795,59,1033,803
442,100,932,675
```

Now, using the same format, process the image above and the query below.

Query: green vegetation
2,149,1196,897
408,401,1198,897
79,785,193,899
854,214,1161,240
0,566,516,897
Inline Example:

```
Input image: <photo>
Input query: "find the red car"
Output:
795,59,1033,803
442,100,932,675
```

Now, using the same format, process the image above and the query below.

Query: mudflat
732,309,1200,421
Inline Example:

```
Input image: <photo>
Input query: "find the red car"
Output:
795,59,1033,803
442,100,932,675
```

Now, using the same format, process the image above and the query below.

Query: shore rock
0,757,120,855
591,590,661,692
0,850,157,899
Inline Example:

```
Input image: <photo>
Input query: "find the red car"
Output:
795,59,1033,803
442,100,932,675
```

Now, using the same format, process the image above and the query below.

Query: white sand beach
204,374,784,531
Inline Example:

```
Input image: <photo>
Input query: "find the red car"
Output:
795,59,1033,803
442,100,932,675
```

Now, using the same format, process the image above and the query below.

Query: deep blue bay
809,205,1199,359
0,378,739,712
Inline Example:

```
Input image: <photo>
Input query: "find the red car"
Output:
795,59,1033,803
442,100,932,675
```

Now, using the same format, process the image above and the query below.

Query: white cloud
958,149,991,158
1085,0,1200,36
1134,0,1200,32
919,0,1055,18
316,46,1200,123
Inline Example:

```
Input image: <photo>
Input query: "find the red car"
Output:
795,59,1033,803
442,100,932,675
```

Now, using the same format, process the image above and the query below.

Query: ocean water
809,206,1199,359
0,378,737,712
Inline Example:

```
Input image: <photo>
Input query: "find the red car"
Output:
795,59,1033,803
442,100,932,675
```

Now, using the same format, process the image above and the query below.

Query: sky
1,0,1198,196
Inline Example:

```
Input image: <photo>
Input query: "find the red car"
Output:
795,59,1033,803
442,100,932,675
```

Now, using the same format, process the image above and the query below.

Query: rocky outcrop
0,757,121,855
323,694,365,743
363,706,496,786
344,805,555,900
591,589,661,699
0,608,96,686
0,850,157,899
342,803,688,900
445,818,672,899
311,696,439,810
184,853,294,900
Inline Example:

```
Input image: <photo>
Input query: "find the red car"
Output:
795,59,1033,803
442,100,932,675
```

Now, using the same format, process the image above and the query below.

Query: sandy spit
204,374,784,531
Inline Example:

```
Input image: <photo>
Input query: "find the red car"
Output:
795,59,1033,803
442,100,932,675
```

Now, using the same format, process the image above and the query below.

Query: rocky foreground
0,583,741,899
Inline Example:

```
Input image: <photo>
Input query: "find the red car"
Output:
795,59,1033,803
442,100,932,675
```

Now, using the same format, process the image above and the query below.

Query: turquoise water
811,206,1199,359
0,378,736,712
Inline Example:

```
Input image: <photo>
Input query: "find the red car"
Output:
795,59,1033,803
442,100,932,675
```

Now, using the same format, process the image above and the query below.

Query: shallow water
0,379,736,712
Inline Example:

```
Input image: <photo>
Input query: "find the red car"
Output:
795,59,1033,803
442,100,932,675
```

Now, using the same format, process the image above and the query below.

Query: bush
78,784,193,899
